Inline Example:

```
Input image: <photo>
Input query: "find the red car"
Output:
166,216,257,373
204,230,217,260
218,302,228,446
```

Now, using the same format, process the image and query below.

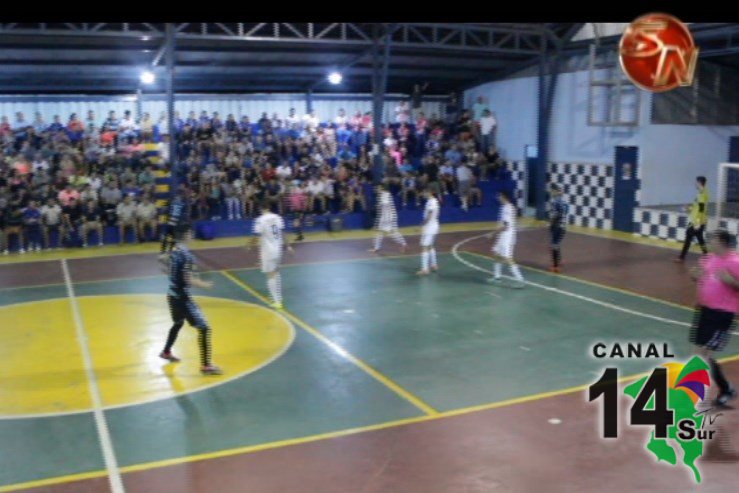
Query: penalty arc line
451,233,704,330
61,259,126,493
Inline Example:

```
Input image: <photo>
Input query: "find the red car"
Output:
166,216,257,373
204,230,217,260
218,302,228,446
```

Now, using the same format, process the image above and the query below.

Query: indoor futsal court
1,18,739,493
2,227,738,492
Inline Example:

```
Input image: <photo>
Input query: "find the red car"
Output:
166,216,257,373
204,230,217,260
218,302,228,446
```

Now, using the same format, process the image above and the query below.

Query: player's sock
373,233,383,250
274,273,283,304
509,263,524,282
198,327,212,367
391,231,406,246
267,276,279,304
421,250,429,271
429,248,437,267
551,248,557,267
710,358,732,394
493,262,502,279
163,321,184,353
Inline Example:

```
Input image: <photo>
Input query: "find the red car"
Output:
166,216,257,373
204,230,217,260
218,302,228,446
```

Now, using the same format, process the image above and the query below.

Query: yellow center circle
0,294,294,417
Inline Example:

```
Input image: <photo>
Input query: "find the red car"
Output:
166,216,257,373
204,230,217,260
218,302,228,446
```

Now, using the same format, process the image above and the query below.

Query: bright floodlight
140,71,156,85
328,72,342,85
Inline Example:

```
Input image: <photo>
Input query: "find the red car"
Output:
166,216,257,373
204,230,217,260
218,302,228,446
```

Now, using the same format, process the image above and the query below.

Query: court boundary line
5,354,739,493
0,295,296,421
221,270,439,416
0,225,697,316
0,252,420,294
0,221,509,266
1,240,733,491
60,259,125,493
451,233,693,327
459,247,739,337
0,248,731,420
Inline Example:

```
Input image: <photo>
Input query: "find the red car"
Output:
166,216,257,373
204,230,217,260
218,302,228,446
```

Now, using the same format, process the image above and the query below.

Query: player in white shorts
488,190,525,288
369,182,407,253
250,200,293,309
417,188,440,276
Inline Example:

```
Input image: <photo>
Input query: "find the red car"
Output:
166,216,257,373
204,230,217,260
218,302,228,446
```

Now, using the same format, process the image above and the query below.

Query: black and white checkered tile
509,161,615,229
508,161,527,211
633,208,689,241
548,162,614,230
634,207,739,241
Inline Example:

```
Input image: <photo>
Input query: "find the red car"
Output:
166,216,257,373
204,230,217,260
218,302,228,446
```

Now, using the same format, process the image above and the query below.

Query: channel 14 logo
588,342,724,484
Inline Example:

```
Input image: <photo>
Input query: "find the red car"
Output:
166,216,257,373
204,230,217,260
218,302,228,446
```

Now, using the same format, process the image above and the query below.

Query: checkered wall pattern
547,162,614,230
634,207,739,242
508,161,527,211
508,161,615,230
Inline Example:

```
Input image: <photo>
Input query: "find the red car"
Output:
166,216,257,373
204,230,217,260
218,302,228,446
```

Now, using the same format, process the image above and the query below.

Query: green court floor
1,252,735,490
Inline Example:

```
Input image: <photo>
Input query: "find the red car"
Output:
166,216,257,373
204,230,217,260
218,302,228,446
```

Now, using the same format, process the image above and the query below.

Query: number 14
589,368,674,439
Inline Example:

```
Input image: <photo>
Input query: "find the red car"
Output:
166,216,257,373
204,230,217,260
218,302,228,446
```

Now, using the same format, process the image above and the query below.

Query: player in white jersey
250,200,292,309
488,191,525,288
417,188,440,276
369,183,407,253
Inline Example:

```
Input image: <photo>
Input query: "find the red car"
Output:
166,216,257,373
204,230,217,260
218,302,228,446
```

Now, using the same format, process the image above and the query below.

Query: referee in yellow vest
676,176,709,262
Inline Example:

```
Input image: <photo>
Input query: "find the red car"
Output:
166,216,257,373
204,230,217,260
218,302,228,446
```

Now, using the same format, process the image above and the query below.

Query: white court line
61,259,126,493
451,233,696,329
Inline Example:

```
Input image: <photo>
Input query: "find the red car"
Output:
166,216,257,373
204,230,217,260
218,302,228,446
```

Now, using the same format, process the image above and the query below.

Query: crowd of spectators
0,96,506,254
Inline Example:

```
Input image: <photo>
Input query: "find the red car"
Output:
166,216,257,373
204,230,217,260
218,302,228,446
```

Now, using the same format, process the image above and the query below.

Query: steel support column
371,27,392,184
535,46,561,220
165,23,176,168
306,90,313,114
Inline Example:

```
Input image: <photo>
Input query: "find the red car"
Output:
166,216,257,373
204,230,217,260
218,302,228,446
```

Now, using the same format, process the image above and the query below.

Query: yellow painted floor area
0,295,295,417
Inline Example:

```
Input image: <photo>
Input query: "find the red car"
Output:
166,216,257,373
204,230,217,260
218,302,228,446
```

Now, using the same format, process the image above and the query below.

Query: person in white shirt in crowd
136,195,159,242
40,198,64,249
13,112,28,132
285,108,301,129
479,109,497,151
79,184,98,204
395,101,410,124
275,161,293,181
158,133,171,164
32,153,50,172
33,113,46,134
303,111,319,132
456,162,473,212
119,110,138,140
334,108,347,126
116,194,138,244
320,175,335,213
306,176,327,214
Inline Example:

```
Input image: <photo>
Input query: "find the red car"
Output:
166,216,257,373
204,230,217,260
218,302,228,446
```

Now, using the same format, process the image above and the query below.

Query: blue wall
466,70,739,207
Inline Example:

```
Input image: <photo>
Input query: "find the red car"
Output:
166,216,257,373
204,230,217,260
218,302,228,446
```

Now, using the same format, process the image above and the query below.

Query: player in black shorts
160,224,222,375
159,184,191,259
689,230,738,406
548,185,568,273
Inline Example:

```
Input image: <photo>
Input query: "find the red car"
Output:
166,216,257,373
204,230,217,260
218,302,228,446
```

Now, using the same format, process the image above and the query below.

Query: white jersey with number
420,197,440,247
493,203,516,258
253,212,285,261
422,197,440,235
377,191,398,232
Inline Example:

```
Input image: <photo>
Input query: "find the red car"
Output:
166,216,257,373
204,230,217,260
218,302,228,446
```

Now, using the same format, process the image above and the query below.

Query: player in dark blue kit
159,184,191,260
548,185,569,273
160,225,222,375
